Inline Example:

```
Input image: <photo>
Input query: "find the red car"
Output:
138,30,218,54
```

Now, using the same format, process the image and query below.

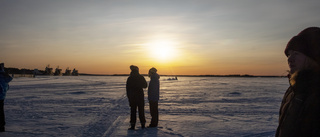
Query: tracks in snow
76,93,129,137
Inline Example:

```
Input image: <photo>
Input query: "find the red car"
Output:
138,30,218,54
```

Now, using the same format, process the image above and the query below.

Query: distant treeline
3,68,284,78
4,67,43,74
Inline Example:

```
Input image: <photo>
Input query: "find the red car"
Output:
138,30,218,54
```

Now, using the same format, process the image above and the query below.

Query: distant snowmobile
167,76,178,80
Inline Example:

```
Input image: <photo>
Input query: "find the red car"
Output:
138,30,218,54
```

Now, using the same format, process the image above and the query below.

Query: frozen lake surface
0,76,288,137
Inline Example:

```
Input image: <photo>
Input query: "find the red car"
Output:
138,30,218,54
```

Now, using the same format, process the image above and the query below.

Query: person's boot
128,123,135,130
148,123,157,128
0,127,5,132
141,123,145,129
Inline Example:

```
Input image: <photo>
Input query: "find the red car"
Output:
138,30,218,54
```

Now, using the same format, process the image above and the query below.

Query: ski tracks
76,93,129,137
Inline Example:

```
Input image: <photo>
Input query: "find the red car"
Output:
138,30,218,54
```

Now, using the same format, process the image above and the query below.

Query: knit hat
149,67,157,73
148,67,157,77
285,27,320,65
130,65,139,71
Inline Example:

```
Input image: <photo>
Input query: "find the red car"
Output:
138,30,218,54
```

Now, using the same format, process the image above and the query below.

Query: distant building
54,66,62,76
72,68,79,76
63,67,71,76
33,69,42,75
44,65,54,75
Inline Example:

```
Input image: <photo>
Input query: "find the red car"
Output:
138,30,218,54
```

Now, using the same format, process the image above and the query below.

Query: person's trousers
0,100,5,128
130,100,146,125
149,101,158,126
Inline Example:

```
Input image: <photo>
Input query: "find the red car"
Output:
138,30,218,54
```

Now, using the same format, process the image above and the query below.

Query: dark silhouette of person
147,67,160,127
276,27,320,137
0,63,13,132
126,65,147,130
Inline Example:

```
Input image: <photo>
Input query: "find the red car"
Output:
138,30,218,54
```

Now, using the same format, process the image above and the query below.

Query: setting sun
147,40,178,62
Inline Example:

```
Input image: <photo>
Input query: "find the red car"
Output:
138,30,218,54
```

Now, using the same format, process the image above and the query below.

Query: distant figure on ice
168,76,178,80
147,67,160,127
0,63,13,132
126,65,147,130
276,27,320,137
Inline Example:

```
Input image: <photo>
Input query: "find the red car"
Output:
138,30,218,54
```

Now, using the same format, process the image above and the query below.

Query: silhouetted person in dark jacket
126,65,147,130
147,67,160,127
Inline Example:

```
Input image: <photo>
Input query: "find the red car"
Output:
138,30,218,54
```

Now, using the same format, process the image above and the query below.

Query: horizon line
79,73,286,77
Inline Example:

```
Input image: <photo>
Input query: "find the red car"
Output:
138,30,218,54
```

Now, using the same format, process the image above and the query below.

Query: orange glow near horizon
2,42,289,76
3,58,288,76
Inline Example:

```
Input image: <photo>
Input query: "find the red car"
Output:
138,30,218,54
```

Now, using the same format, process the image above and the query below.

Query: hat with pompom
284,27,320,65
130,65,139,71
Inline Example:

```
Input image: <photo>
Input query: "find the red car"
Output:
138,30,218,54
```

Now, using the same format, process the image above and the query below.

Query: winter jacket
276,70,320,137
126,71,147,105
0,73,13,100
148,73,160,101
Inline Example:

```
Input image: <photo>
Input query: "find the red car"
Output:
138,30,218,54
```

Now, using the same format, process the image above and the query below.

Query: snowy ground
0,76,288,137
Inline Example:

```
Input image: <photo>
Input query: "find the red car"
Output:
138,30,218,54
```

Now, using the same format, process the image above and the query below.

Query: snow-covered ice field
0,76,288,137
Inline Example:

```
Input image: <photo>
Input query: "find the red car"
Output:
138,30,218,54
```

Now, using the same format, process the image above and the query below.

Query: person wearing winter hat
276,27,320,137
126,65,147,130
0,63,13,132
147,67,160,127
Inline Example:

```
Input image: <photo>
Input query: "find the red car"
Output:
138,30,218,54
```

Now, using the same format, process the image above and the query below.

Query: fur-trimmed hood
289,69,320,95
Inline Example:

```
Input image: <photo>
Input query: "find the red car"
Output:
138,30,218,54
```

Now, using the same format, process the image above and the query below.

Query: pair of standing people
126,65,159,130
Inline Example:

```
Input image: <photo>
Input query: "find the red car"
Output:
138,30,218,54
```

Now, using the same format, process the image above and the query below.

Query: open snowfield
0,76,288,137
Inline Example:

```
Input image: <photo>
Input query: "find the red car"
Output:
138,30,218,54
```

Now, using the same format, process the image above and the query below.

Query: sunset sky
1,0,320,75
